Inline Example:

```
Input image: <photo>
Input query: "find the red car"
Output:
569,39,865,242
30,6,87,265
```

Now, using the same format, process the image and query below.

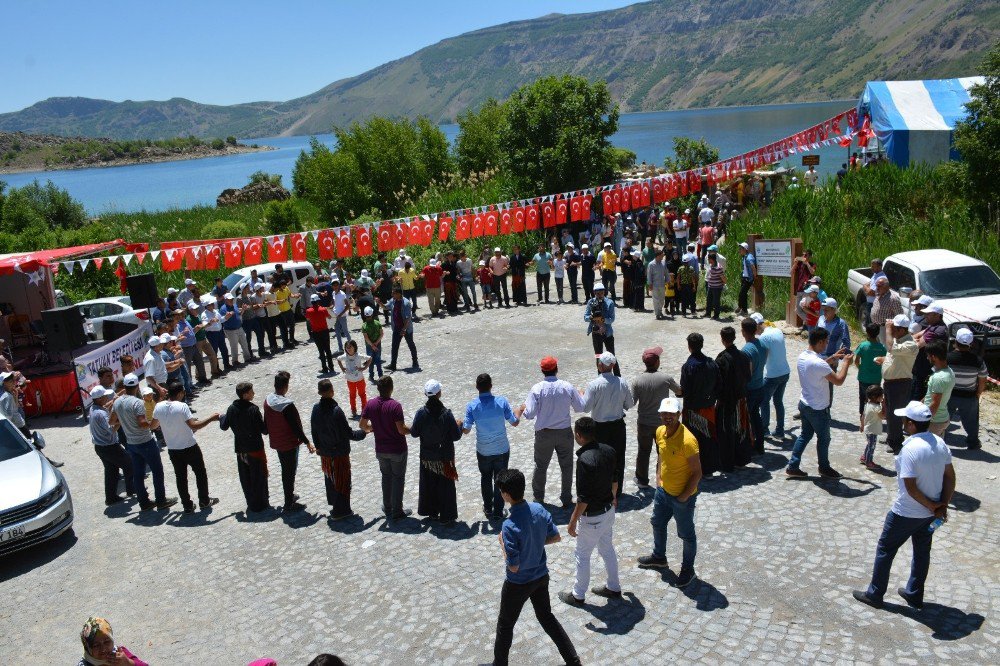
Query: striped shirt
947,349,987,397
705,264,725,288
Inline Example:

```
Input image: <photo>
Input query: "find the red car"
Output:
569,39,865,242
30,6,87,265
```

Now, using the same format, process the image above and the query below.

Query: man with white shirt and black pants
853,401,956,610
329,277,351,356
516,355,586,508
113,373,176,511
143,335,169,398
582,351,634,500
153,382,221,513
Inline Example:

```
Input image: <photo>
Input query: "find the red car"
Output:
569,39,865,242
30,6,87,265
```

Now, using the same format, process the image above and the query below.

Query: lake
2,100,853,214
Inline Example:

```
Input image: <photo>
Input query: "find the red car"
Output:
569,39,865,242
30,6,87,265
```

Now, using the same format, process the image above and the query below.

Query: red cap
540,356,558,372
641,346,663,362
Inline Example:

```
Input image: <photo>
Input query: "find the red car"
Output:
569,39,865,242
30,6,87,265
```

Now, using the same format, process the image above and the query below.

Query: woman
409,379,461,523
78,616,147,666
704,253,726,319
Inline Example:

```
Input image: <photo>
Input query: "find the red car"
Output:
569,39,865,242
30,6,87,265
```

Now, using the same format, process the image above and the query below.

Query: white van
220,262,318,315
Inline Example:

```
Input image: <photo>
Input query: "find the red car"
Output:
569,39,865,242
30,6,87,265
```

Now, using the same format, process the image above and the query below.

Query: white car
0,417,74,557
219,262,318,314
76,296,150,340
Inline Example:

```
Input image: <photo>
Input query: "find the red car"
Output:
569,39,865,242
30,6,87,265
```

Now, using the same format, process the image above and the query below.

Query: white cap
184,278,195,286
147,335,161,346
682,252,696,263
658,397,682,413
893,400,932,422
593,283,606,291
478,260,485,266
429,258,437,266
891,314,911,328
739,242,750,250
166,287,178,295
684,208,691,214
908,322,923,334
423,379,442,396
581,244,589,249
566,242,574,247
361,269,369,277
89,386,111,400
224,293,234,300
330,276,340,283
925,303,944,315
597,351,616,367
0,371,13,383
204,300,216,307
309,294,320,302
398,249,406,255
494,247,502,253
750,312,764,324
822,298,838,310
916,294,934,306
603,242,612,248
955,327,974,345
805,285,819,294
187,302,199,311
122,373,140,387
167,335,177,342
363,306,374,317
792,176,798,181
140,385,154,397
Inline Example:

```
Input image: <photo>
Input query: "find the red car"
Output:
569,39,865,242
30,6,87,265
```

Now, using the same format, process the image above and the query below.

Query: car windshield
921,266,1000,299
222,272,246,292
0,420,33,463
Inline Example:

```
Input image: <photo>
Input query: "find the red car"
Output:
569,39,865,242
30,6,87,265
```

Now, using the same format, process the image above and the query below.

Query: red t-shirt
478,267,493,285
304,305,330,331
422,265,443,289
698,225,715,246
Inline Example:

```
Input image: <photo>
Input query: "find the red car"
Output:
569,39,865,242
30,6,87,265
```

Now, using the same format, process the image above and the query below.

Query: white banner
754,240,794,278
74,322,153,404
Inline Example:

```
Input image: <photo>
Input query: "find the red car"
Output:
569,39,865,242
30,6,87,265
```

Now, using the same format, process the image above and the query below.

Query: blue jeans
125,439,166,504
745,384,768,453
477,451,510,515
332,315,351,352
760,373,790,436
865,511,935,603
651,487,698,570
365,343,383,379
788,401,831,470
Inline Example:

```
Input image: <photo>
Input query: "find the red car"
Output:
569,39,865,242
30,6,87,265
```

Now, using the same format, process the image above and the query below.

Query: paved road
2,295,997,664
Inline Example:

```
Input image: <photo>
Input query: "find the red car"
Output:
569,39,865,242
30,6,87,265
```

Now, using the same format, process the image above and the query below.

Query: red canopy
0,240,127,275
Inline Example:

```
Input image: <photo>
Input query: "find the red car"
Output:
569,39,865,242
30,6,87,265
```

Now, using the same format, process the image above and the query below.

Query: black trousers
492,274,510,306
244,318,266,356
282,309,298,344
595,418,627,498
312,329,335,370
535,273,551,302
591,333,620,376
390,328,418,367
264,316,279,351
167,445,210,509
582,272,594,301
95,443,135,502
738,277,754,312
632,282,645,311
567,268,579,302
601,269,617,300
494,574,579,666
418,463,458,521
237,453,269,512
277,448,299,505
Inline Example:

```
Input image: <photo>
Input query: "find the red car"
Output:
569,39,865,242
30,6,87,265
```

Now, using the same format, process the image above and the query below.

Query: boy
854,323,886,427
493,468,580,666
478,260,494,308
337,340,371,418
862,385,885,470
360,307,384,382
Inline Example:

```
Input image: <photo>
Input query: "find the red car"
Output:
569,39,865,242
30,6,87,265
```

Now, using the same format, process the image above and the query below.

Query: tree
0,180,86,235
334,117,426,216
663,137,720,172
416,116,453,185
264,199,301,234
499,75,620,196
954,40,1000,212
292,139,369,222
455,98,506,177
248,170,282,187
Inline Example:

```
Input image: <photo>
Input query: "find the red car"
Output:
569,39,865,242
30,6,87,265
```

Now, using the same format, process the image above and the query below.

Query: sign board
74,321,152,404
754,240,794,278
801,155,820,166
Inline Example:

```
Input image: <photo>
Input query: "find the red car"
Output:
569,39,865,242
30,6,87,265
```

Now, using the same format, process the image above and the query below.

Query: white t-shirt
553,258,566,278
340,352,368,382
201,309,223,332
153,400,197,450
331,290,349,317
796,349,833,410
892,432,952,518
698,207,715,224
672,218,687,237
143,349,167,383
863,402,883,435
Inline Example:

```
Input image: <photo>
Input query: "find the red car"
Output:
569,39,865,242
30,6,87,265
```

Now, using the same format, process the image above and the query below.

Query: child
861,385,885,469
140,385,166,448
553,251,566,304
337,340,370,418
853,322,886,426
360,307,383,382
665,272,677,316
478,260,494,308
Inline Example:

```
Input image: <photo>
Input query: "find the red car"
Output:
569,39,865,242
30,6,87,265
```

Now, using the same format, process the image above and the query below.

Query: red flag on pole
225,240,243,268
290,233,308,262
337,228,352,258
317,230,336,260
438,215,452,242
356,225,373,256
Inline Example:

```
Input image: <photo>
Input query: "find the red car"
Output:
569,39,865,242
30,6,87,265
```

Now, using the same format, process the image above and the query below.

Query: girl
336,340,370,418
553,251,566,304
477,260,494,308
861,385,885,470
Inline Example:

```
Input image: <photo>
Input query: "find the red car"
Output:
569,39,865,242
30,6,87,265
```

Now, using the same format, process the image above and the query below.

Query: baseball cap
805,285,819,294
598,351,616,367
184,278,195,286
658,397,681,413
360,269,369,277
581,244,589,250
891,314,911,328
187,302,199,311
224,293,234,300
822,298,839,310
916,294,934,306
122,373,140,387
808,276,823,284
707,244,718,252
684,208,691,214
423,379,442,396
254,283,265,290
893,400,932,422
147,335,161,346
478,260,485,266
363,306,374,317
908,322,923,334
140,385,154,397
330,276,340,283
494,247,502,253
739,242,750,250
309,294,320,303
593,284,606,291
167,335,177,342
0,371,15,383
603,242,612,248
566,242,574,248
750,313,765,325
166,287,178,295
429,258,437,266
925,303,943,315
398,249,406,255
539,356,558,372
642,346,663,362
89,386,110,400
956,328,974,345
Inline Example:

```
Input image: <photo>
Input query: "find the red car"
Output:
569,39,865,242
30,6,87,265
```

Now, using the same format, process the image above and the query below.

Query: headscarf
80,616,114,665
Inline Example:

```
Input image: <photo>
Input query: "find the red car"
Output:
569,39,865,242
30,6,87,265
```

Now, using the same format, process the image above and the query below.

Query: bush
264,199,301,234
292,140,369,222
664,137,719,172
456,98,506,177
211,138,225,150
225,136,237,146
201,219,246,240
248,170,282,187
0,180,87,235
610,147,637,171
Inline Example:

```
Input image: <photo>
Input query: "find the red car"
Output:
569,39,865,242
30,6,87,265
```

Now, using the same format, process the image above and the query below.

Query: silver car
0,418,74,557
76,296,150,340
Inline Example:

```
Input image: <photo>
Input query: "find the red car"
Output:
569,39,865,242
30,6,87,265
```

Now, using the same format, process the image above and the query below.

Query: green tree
416,116,453,185
248,170,283,187
663,137,720,172
455,98,506,177
292,139,369,222
225,136,237,146
211,138,225,150
0,180,86,235
334,117,426,216
264,199,301,234
609,147,637,171
499,75,620,196
954,40,1000,213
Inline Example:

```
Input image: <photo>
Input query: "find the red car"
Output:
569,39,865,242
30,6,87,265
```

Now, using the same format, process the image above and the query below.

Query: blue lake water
1,100,853,214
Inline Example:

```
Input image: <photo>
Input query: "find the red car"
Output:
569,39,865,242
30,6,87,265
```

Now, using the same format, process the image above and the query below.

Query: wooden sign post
746,235,803,323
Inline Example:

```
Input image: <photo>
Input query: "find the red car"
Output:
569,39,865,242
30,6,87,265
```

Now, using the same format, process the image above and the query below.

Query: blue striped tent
855,77,985,167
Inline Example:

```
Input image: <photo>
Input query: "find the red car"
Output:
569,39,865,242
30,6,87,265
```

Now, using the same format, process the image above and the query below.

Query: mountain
2,0,997,140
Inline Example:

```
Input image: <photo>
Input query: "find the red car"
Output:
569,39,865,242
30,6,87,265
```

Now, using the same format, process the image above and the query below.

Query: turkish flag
185,246,204,271
337,228,352,258
601,191,614,216
570,196,582,222
393,222,407,250
511,205,525,233
455,214,471,241
691,170,702,193
611,189,622,214
499,207,512,235
555,195,568,225
620,186,631,212
472,211,484,238
420,218,434,247
317,230,336,261
541,199,555,228
161,247,184,272
267,235,288,263
225,240,243,268
114,262,128,295
244,238,263,264
204,244,223,271
679,173,689,196
290,233,308,262
640,183,651,207
525,203,540,231
408,218,423,247
438,216,452,242
485,207,498,236
651,179,663,204
628,183,640,210
356,225,373,257
581,194,592,220
377,224,394,253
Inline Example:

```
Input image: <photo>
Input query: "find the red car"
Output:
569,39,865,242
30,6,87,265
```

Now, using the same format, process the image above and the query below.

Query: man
870,276,903,345
947,328,986,450
201,299,232,372
673,212,689,248
328,277,351,355
143,335,169,398
677,333,721,477
597,242,618,300
584,284,619,376
88,385,135,505
817,297,851,403
304,294,335,374
509,245,529,306
582,352,634,499
530,244,553,304
177,278,198,312
220,293,253,367
836,163,848,186
740,318,768,457
737,242,756,315
153,382,220,513
247,283,271,357
559,416,621,607
862,259,886,326
263,371,315,512
637,397,702,588
187,301,221,378
312,378,368,520
456,249,478,311
646,248,667,319
462,373,520,520
565,243,581,304
374,264,395,323
274,278,299,347
515,356,585,508
493,469,581,666
911,303,950,402
618,241,635,309
262,282,286,351
440,250,461,313
360,376,412,520
112,373,177,511
630,346,680,489
220,381,270,513
853,401,956,610
386,286,419,371
421,258,444,316
803,164,819,188
792,249,816,303
580,244,596,302
922,341,955,438
786,329,852,479
489,247,511,308
756,313,791,439
878,314,919,454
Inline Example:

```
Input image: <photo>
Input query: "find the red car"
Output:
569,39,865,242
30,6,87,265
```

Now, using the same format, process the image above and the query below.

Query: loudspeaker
126,273,159,310
102,319,138,342
41,305,87,352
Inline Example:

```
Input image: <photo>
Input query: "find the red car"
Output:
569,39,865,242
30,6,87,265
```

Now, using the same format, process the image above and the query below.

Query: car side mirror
899,287,912,299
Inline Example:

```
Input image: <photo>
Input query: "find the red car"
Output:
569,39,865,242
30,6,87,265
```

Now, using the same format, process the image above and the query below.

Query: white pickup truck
847,250,1000,354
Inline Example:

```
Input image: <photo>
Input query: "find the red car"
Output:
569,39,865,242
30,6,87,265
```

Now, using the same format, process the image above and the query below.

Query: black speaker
41,305,87,352
102,319,138,342
126,273,159,310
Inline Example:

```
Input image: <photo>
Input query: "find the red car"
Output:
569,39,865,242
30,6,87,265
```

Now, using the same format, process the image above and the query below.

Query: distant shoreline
0,143,275,176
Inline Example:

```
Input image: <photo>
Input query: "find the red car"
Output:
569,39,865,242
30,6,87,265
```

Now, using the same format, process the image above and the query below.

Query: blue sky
1,0,639,113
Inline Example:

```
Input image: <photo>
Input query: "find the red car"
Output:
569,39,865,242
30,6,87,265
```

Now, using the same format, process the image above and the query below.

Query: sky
1,0,640,113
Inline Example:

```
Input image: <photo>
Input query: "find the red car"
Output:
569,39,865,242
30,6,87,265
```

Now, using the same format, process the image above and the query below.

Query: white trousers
223,327,252,365
572,507,621,600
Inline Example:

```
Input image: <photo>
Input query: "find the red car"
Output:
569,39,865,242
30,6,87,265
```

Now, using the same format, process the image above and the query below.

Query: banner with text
74,322,153,403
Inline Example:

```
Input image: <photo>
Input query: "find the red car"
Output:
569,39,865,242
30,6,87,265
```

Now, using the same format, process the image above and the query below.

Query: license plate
0,525,26,543
989,337,1000,347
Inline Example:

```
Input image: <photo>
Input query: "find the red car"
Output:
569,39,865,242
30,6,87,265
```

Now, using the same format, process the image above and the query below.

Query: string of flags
56,108,858,276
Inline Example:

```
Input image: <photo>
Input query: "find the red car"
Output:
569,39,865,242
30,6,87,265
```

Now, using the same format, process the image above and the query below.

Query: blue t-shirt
759,327,790,379
741,253,756,279
533,253,552,275
501,501,558,584
742,338,767,390
220,303,242,329
463,393,517,456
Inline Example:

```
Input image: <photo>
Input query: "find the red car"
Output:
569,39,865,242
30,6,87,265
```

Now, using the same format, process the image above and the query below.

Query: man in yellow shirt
395,261,421,316
637,397,702,588
597,242,618,301
273,278,300,347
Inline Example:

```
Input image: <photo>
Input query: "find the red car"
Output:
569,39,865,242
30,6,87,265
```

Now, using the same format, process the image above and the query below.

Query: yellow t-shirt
274,286,292,312
655,423,699,496
398,269,417,290
600,251,617,271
